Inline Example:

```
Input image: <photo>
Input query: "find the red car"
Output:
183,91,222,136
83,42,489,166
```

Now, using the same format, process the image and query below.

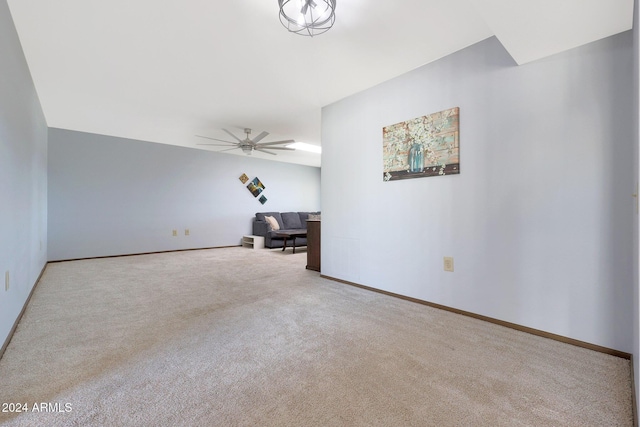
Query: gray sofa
252,212,320,249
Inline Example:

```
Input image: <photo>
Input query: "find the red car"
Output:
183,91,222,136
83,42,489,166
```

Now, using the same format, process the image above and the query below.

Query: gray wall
48,129,321,261
0,1,48,348
321,34,634,353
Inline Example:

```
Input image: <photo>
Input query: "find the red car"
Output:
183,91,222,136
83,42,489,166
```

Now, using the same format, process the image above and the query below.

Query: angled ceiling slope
6,0,634,167
470,0,634,65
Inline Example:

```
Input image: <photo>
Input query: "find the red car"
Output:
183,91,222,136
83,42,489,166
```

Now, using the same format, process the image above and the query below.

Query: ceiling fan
195,128,295,156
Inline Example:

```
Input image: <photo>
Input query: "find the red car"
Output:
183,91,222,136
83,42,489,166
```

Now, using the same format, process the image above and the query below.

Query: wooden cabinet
306,220,321,271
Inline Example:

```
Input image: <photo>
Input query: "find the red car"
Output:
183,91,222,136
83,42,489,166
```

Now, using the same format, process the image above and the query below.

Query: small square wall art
239,173,249,184
383,107,460,181
247,177,265,197
259,195,267,205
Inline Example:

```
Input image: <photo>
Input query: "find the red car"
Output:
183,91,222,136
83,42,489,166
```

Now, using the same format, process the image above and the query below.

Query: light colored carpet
0,247,633,426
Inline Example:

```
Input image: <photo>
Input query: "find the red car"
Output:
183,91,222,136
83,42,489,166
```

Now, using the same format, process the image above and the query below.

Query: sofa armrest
253,220,269,237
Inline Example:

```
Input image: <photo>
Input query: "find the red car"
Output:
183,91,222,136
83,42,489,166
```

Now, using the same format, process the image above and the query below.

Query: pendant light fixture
278,0,336,37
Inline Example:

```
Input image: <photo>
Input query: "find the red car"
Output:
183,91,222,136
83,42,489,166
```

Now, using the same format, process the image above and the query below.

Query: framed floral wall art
382,107,459,181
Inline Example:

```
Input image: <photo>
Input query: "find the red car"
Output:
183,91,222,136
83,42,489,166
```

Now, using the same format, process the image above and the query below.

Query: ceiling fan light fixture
279,0,336,37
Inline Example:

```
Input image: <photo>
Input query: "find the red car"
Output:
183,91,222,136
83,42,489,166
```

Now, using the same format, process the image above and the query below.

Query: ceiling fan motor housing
240,143,253,154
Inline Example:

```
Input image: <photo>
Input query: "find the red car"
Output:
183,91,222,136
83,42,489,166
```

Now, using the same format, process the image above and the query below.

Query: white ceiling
7,0,634,167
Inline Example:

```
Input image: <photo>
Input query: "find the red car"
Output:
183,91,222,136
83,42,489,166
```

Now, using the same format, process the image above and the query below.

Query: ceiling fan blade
196,143,238,146
251,131,269,144
195,135,237,145
257,139,295,146
254,148,277,155
222,129,244,143
197,144,239,151
257,146,295,151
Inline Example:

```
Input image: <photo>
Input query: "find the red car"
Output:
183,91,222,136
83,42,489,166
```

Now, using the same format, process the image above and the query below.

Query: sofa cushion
281,212,303,229
256,212,283,229
264,215,280,231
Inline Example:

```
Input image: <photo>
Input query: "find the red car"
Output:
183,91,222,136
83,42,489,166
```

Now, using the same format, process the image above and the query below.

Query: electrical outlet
444,257,454,272
172,230,178,237
5,271,9,291
185,229,190,236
